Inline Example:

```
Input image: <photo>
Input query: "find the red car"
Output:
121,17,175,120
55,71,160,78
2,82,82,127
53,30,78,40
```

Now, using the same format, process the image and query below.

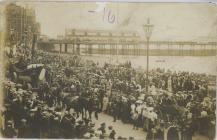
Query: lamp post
32,32,37,60
143,18,154,93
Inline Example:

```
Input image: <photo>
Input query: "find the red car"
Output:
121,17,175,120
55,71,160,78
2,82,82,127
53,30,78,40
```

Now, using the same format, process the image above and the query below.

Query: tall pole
146,37,149,93
143,18,153,94
31,33,37,60
21,8,23,43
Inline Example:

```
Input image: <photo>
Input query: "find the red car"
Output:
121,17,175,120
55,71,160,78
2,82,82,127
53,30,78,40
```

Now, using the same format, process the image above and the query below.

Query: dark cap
101,122,106,126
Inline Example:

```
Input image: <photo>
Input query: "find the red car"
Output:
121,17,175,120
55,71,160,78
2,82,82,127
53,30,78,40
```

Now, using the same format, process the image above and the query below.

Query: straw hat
136,100,143,104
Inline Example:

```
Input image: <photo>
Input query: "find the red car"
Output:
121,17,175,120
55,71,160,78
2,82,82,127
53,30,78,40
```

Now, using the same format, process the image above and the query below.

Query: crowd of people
3,80,119,139
2,46,216,139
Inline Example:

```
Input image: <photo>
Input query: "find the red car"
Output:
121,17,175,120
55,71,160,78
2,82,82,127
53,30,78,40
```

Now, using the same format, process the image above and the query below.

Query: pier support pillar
60,44,62,53
76,44,80,55
64,43,68,53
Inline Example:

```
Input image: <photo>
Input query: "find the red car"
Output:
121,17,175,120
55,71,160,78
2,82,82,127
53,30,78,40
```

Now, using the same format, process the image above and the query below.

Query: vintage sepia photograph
0,1,216,140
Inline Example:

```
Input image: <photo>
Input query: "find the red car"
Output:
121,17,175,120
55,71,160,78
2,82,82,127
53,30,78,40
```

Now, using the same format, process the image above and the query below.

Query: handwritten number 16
103,7,115,24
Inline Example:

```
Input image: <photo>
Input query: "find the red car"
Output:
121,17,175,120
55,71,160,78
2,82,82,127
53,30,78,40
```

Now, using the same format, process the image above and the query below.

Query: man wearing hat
3,120,17,138
30,107,42,138
17,118,30,138
98,122,106,134
132,110,139,130
98,122,108,139
111,100,119,122
61,111,73,138
98,88,106,111
108,126,116,139
75,120,85,138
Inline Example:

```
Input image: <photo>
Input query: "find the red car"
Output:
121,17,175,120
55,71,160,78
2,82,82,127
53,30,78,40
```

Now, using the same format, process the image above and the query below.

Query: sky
17,2,217,41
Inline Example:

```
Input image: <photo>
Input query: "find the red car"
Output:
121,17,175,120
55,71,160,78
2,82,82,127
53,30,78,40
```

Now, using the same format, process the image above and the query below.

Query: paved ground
192,133,209,140
91,113,209,140
92,113,146,139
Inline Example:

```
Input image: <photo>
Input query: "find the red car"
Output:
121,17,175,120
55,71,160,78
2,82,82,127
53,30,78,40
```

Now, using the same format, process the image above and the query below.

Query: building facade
5,3,40,47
